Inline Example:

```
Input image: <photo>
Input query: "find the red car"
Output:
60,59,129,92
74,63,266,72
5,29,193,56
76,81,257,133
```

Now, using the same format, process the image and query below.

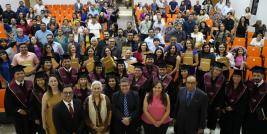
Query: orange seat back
0,89,6,112
246,56,262,69
247,46,261,57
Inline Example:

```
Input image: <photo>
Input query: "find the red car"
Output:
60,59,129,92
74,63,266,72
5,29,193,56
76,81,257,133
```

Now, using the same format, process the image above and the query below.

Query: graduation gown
203,72,226,129
57,67,78,86
128,74,149,101
73,87,91,103
4,80,34,134
29,88,46,134
219,82,248,134
142,65,159,80
88,72,106,84
244,81,267,134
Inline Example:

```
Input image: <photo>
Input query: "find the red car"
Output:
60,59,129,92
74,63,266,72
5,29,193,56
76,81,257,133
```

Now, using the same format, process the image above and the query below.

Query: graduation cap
158,62,167,68
10,65,26,74
116,58,125,64
34,71,48,79
180,64,190,70
62,54,71,60
232,69,243,76
213,61,225,69
77,72,88,79
43,56,52,61
94,61,102,67
106,72,119,79
145,53,155,59
132,62,144,69
250,66,266,74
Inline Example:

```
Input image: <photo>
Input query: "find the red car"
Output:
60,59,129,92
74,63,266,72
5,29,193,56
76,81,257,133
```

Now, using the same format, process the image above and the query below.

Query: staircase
117,6,133,29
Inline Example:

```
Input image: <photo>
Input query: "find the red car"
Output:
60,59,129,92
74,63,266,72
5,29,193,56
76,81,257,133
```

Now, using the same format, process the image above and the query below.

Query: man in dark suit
112,77,140,134
174,75,208,134
53,86,84,134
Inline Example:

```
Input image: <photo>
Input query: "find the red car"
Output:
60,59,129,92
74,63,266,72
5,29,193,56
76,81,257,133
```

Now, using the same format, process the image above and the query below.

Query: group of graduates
3,49,267,134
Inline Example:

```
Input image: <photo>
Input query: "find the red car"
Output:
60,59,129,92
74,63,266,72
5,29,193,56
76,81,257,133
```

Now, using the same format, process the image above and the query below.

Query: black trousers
14,114,34,134
112,121,137,134
207,106,220,130
143,122,169,134
33,122,45,134
219,112,243,134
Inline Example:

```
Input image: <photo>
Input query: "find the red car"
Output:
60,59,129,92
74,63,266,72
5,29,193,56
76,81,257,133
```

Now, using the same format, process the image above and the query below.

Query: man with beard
123,21,137,37
244,66,267,134
46,34,64,55
97,31,110,58
125,32,138,52
142,53,159,80
115,28,127,51
57,54,78,86
35,22,52,46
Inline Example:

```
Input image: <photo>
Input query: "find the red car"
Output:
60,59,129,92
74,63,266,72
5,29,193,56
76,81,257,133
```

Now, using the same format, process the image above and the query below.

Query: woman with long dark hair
181,39,199,75
88,61,105,84
154,48,164,66
219,69,248,134
0,50,12,86
236,16,249,38
142,80,171,134
196,43,215,89
134,42,152,63
116,59,128,79
215,43,235,79
42,44,60,69
29,71,48,134
103,72,120,101
41,74,63,134
28,36,42,60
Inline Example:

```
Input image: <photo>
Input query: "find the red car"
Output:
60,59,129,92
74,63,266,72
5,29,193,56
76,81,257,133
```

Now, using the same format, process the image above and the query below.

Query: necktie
123,95,129,117
68,103,74,118
186,92,192,105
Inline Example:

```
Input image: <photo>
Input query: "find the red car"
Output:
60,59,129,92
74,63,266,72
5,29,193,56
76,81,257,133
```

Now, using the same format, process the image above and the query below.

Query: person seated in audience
252,20,266,37
231,47,247,70
222,12,235,33
197,9,209,24
11,43,40,77
235,16,249,38
191,25,205,50
15,27,30,51
250,33,265,49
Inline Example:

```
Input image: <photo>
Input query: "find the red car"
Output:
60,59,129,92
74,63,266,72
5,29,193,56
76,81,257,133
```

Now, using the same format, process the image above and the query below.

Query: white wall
254,0,267,25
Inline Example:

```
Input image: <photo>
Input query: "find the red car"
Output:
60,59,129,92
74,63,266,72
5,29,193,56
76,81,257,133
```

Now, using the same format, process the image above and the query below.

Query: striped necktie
123,95,129,117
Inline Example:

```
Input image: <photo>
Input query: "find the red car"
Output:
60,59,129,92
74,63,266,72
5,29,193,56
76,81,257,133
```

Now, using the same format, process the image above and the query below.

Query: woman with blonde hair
84,81,112,134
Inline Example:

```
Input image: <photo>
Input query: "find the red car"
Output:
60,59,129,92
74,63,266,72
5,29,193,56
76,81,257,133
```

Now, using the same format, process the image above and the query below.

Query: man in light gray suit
174,75,208,134
74,0,83,13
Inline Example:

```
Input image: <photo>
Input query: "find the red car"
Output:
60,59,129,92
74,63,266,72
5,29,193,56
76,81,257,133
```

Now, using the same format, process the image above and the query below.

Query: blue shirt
183,20,196,36
0,61,12,82
15,35,30,52
35,30,53,46
16,6,29,16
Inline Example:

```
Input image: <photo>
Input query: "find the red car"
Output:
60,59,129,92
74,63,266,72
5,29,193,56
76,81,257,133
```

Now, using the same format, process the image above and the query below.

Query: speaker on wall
251,0,259,15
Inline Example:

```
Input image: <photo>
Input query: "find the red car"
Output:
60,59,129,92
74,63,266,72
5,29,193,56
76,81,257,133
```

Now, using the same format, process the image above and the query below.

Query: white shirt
15,80,24,86
42,17,51,26
250,38,264,48
34,4,45,15
52,42,64,55
215,2,224,11
191,32,205,46
222,6,233,16
88,22,102,38
63,100,74,111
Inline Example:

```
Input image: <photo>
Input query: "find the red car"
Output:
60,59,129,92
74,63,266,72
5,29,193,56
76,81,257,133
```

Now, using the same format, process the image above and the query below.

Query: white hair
91,80,102,89
91,37,98,42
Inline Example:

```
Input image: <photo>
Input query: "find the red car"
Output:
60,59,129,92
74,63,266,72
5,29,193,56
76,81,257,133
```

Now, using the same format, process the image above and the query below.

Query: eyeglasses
63,92,73,96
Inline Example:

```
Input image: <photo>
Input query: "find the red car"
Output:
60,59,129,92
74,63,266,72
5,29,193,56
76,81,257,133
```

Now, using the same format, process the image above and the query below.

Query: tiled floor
0,124,222,134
